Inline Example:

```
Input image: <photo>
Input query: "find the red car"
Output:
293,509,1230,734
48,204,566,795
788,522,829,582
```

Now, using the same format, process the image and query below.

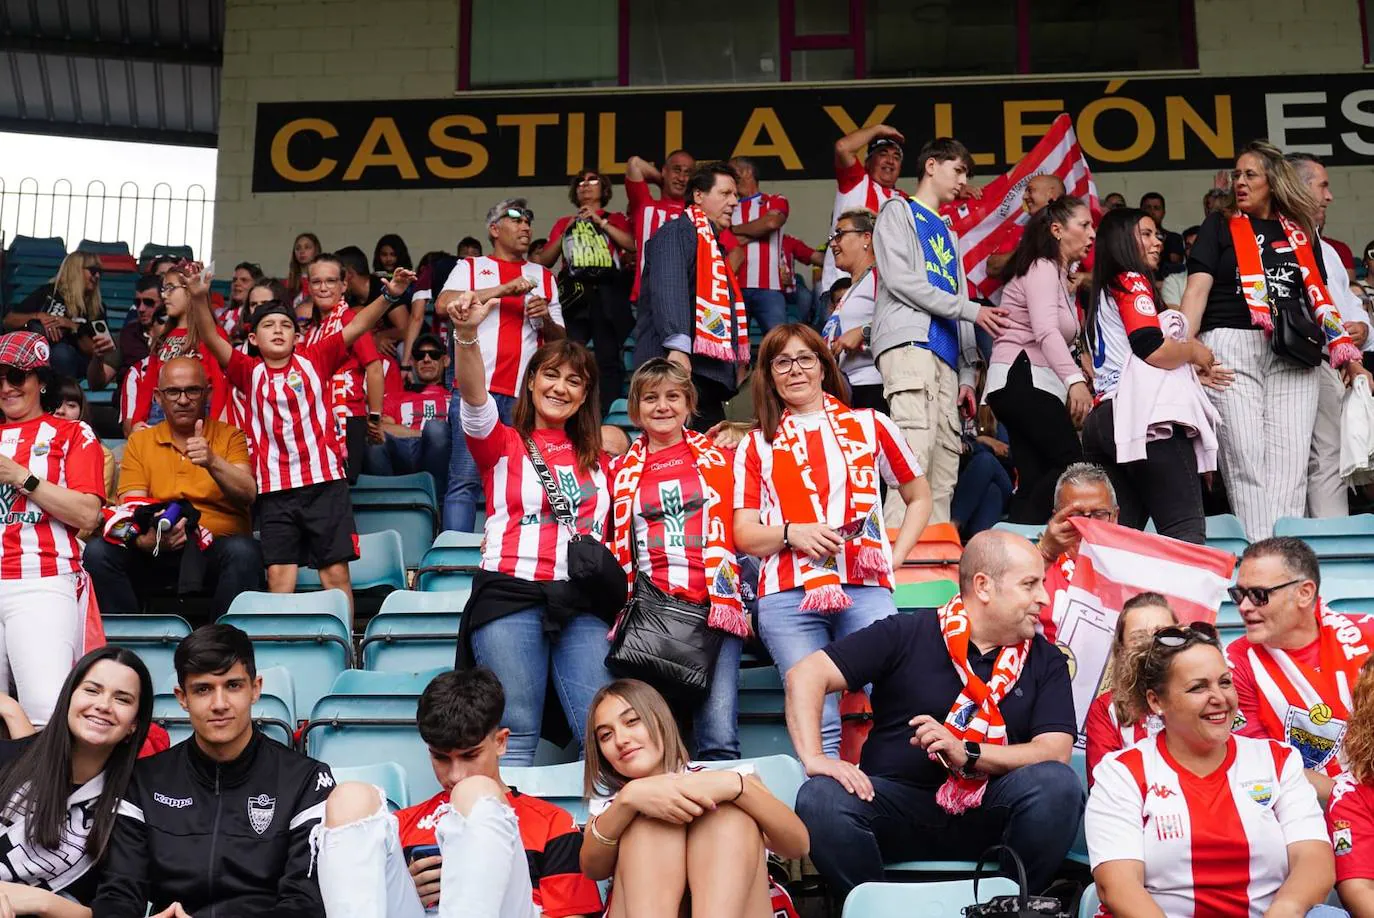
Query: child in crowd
45,374,117,499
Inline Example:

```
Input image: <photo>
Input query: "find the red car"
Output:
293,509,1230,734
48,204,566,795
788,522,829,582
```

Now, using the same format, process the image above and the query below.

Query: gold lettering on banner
1078,95,1156,163
270,118,339,183
933,103,996,167
566,113,586,175
1004,100,1065,162
426,115,488,180
343,118,419,181
664,111,683,157
822,104,895,160
731,107,803,169
1165,96,1233,160
496,113,559,177
597,113,627,175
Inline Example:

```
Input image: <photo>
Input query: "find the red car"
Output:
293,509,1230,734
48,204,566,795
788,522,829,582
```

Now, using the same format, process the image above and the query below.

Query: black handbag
606,572,724,702
962,845,1071,918
523,437,627,613
1269,296,1323,369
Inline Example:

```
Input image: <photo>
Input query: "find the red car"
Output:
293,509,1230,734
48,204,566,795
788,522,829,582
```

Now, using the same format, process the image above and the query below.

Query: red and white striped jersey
1091,272,1163,399
304,304,383,438
1087,733,1327,918
128,328,231,427
734,409,919,597
626,178,687,303
119,357,149,427
1084,690,1160,786
441,257,561,398
1329,773,1374,880
0,415,105,580
821,160,907,293
384,384,449,431
213,302,242,341
623,440,711,604
732,193,789,291
462,398,610,581
225,335,349,494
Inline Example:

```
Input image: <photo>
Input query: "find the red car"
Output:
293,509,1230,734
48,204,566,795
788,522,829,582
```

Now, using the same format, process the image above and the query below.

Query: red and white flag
1053,518,1237,743
943,113,1099,298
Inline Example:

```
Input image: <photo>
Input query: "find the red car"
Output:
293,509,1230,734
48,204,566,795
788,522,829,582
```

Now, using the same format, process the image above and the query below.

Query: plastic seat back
431,531,483,549
103,614,192,692
361,612,461,672
842,878,1020,918
306,694,439,805
378,590,468,615
297,530,407,594
226,588,352,631
1274,514,1374,559
331,667,448,695
332,761,411,811
699,755,804,809
501,760,587,824
218,612,352,714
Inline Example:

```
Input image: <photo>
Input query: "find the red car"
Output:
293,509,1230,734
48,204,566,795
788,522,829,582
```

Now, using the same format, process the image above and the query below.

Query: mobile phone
408,844,441,864
835,517,867,541
91,319,110,339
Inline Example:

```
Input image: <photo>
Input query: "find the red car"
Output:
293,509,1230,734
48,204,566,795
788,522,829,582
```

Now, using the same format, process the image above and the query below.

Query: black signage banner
251,73,1374,192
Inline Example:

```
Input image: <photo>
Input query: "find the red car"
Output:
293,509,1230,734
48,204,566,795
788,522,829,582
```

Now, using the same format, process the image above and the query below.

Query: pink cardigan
990,258,1085,391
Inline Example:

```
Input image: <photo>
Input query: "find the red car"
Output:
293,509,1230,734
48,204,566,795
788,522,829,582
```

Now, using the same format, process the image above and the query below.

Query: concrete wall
212,0,1374,269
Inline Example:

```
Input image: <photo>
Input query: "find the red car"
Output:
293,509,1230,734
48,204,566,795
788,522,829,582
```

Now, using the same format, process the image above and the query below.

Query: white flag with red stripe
1057,518,1237,744
943,113,1099,298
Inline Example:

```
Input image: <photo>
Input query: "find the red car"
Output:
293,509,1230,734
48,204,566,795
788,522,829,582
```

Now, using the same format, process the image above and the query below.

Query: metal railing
0,177,213,257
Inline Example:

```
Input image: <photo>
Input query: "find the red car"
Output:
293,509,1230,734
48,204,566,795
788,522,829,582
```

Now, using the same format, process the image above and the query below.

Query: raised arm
342,269,415,349
187,270,234,368
446,292,495,408
834,124,904,170
626,155,662,186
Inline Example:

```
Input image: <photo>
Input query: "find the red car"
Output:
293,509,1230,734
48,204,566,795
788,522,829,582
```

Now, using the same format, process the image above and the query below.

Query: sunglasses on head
1226,578,1304,607
503,207,534,223
0,366,33,388
1153,621,1220,648
413,348,444,361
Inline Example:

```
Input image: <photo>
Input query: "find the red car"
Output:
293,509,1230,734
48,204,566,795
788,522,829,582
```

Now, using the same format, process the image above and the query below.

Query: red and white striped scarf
769,393,886,612
937,594,1031,813
609,429,747,637
688,205,750,364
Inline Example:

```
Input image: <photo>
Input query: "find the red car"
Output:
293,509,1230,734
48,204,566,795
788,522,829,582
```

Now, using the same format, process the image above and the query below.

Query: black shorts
255,479,358,568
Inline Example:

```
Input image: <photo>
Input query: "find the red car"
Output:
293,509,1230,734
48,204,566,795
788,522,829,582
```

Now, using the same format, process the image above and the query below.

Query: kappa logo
247,793,277,835
1146,783,1176,800
315,771,334,792
153,792,194,809
416,802,452,831
479,268,495,278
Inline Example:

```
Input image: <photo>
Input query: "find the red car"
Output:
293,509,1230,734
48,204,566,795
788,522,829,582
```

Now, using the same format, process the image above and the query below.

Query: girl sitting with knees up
581,679,809,918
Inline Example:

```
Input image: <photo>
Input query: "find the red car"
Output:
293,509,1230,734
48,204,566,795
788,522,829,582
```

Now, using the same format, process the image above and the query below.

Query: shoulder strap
523,436,578,534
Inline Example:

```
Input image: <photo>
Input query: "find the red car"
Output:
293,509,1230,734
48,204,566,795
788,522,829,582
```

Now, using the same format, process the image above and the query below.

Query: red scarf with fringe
688,205,750,364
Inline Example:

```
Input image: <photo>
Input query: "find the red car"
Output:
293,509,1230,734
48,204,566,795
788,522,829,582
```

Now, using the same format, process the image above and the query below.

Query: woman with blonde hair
581,678,808,918
1180,140,1366,540
6,252,109,378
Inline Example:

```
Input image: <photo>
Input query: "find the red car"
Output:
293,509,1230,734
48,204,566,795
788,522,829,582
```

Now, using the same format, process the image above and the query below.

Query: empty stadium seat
77,239,132,256
893,523,960,585
604,397,631,428
296,530,407,594
103,614,192,691
331,667,447,694
139,243,194,264
305,694,439,804
842,878,1020,918
378,589,469,614
352,474,439,569
431,530,483,549
1205,514,1248,557
227,588,352,630
417,536,484,592
501,760,587,823
361,611,461,673
8,235,66,259
893,580,957,610
218,612,353,715
332,761,411,811
1274,515,1374,559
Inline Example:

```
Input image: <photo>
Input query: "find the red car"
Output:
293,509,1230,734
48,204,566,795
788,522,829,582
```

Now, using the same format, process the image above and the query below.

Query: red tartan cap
0,332,50,370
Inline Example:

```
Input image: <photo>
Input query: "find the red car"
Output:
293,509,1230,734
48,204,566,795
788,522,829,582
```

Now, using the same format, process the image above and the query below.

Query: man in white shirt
1287,153,1372,518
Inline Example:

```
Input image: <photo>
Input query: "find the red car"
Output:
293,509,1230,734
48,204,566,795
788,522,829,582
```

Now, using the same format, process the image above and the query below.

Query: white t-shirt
822,267,882,387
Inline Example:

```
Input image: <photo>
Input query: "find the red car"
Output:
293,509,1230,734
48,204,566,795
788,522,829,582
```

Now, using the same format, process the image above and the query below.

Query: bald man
786,529,1081,900
84,357,263,621
985,174,1067,279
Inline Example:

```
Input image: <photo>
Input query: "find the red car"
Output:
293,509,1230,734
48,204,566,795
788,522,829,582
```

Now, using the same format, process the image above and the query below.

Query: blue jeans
469,606,613,765
363,421,451,497
743,288,787,338
443,394,516,533
952,446,1013,539
757,585,897,758
797,761,1085,901
693,635,742,760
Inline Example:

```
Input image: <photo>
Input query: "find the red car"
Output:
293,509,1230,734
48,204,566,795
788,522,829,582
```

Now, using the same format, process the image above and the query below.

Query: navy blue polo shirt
825,609,1076,789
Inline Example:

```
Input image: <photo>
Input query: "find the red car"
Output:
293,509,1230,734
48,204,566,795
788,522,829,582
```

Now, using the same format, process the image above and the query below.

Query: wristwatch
961,741,982,777
861,323,872,346
18,473,40,495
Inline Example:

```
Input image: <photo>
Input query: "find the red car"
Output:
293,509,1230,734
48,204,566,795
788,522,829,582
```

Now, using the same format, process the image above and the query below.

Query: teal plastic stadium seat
103,614,191,692
1216,601,1243,627
379,590,468,614
8,235,66,259
139,243,194,264
152,690,294,747
1274,515,1374,559
884,859,994,876
608,398,628,415
355,472,437,504
418,569,475,592
699,755,805,809
1320,559,1374,583
227,588,352,630
306,694,440,805
259,666,298,723
77,239,131,256
362,612,461,672
352,500,437,569
737,722,796,759
331,667,448,694
843,878,1019,918
1204,514,1248,557
993,521,1041,540
1079,883,1100,918
297,530,406,594
502,760,587,824
218,612,352,715
417,540,483,592
332,761,411,811
431,531,483,549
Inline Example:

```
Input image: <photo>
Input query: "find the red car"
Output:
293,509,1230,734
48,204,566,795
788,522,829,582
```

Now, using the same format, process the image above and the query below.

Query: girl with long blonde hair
5,251,107,378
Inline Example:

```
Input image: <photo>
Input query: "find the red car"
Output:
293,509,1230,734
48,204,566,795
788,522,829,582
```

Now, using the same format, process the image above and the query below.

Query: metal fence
0,177,213,258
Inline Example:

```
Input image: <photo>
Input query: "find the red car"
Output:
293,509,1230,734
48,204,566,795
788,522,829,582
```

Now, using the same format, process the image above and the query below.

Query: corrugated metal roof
0,0,222,146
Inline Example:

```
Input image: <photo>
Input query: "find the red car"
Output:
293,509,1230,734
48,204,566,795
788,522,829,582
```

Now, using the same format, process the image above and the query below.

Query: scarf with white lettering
1244,601,1371,776
609,429,747,637
689,205,750,364
0,772,105,892
1230,212,1361,367
770,393,887,612
937,594,1031,813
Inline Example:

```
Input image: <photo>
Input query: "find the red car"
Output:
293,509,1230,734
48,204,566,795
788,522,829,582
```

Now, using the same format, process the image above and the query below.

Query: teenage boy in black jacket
92,624,334,918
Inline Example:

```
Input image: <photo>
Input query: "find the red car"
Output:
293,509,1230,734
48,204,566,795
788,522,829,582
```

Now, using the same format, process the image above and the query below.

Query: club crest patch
247,793,276,835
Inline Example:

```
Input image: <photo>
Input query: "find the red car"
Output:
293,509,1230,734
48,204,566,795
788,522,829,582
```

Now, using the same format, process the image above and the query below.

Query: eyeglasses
309,277,342,287
1066,508,1117,522
414,349,444,361
135,297,159,307
578,177,601,186
770,352,820,375
156,386,207,403
160,283,187,295
828,229,866,243
502,208,534,224
0,366,32,388
1230,169,1263,182
1153,622,1220,648
1227,579,1304,607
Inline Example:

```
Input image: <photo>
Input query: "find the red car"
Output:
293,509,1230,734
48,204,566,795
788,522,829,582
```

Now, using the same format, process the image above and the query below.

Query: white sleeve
871,408,924,486
544,268,563,327
441,260,473,293
1323,241,1370,328
1273,744,1330,845
1085,755,1146,869
460,395,499,439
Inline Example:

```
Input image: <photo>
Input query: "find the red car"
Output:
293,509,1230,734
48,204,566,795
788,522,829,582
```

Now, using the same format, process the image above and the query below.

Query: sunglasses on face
135,297,159,307
502,208,534,223
1153,621,1220,648
578,177,601,186
84,266,101,277
828,229,865,244
0,366,33,388
414,349,444,361
1226,578,1304,607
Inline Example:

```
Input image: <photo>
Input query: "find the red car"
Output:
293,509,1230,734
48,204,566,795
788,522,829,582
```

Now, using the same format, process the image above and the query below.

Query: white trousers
315,788,538,918
0,574,81,726
1201,328,1320,541
1308,361,1350,518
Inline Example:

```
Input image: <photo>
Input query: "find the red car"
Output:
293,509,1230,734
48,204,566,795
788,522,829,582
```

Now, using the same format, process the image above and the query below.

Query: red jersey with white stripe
119,356,149,427
732,193,789,291
1328,773,1374,879
1091,271,1163,399
626,178,686,302
462,398,610,581
0,416,105,580
225,335,349,494
304,304,382,438
1087,733,1327,918
383,383,449,431
821,160,907,293
619,440,716,604
379,355,405,401
441,257,561,398
129,328,231,427
734,408,919,597
1084,690,1159,786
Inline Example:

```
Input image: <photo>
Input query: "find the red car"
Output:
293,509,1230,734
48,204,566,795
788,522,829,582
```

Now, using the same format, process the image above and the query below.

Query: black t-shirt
1188,210,1327,334
0,734,101,903
12,284,107,345
824,610,1076,788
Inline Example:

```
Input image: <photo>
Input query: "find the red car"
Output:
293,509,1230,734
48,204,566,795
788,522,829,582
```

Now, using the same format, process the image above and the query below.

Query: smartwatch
861,323,872,346
961,740,981,777
367,412,382,423
18,473,40,495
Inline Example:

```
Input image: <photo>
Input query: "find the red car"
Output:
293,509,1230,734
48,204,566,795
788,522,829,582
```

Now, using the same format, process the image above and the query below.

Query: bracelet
731,771,745,803
782,522,791,548
454,335,480,347
588,816,620,847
